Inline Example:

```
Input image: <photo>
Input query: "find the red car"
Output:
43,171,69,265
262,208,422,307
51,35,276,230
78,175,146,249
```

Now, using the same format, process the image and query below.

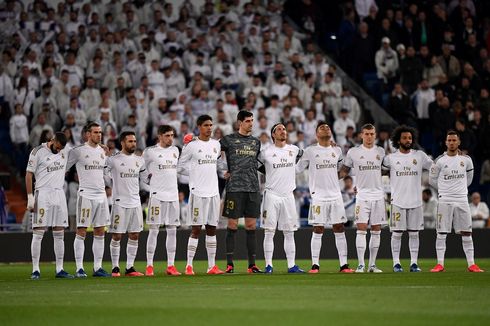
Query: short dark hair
86,122,100,133
119,131,136,143
270,123,284,141
237,110,253,122
316,121,329,132
196,114,213,126
54,131,67,147
446,129,460,138
391,125,417,149
422,188,432,196
158,124,175,135
361,123,375,131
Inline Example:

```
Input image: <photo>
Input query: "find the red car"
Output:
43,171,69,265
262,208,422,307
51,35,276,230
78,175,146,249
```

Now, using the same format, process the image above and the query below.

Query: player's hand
27,194,35,211
224,171,231,180
99,144,110,156
353,186,358,195
183,133,196,145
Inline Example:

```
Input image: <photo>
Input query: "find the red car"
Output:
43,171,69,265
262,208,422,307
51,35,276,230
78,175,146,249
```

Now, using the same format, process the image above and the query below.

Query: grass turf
1,259,489,326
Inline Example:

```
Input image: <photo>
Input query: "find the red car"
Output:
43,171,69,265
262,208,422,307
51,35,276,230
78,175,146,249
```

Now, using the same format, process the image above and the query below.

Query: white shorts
188,194,220,227
261,191,298,231
147,197,180,226
109,204,144,233
32,189,68,228
309,197,348,226
436,202,472,234
76,195,110,228
390,205,424,231
354,198,387,226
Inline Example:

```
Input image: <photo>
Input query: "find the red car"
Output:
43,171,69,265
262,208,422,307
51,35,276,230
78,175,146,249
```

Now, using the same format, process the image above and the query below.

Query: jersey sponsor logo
84,161,104,170
47,161,65,172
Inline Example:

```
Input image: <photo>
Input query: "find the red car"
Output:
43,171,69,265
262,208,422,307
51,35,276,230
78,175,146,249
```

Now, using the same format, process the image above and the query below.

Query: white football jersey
383,149,433,208
258,144,299,196
298,144,343,201
26,143,68,190
430,153,474,203
67,143,106,199
105,152,145,208
344,145,385,201
178,138,220,197
143,144,179,201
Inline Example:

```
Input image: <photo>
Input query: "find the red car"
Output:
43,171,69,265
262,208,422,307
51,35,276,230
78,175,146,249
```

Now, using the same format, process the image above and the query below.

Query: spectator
422,189,437,229
387,83,416,127
375,37,399,87
470,192,489,228
399,46,423,94
9,104,29,175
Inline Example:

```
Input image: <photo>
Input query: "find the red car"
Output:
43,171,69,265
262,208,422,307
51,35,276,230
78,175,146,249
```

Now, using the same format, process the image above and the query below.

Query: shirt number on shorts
80,208,91,223
114,215,120,224
151,206,160,217
437,213,442,225
226,200,235,210
38,208,45,223
394,212,401,221
311,205,320,215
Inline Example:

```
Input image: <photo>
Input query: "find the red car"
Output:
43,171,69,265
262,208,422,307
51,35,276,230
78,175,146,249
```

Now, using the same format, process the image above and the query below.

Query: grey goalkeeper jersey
220,133,261,192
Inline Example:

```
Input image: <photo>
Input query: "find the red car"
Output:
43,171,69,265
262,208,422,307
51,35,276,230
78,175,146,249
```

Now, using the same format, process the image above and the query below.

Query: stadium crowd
0,0,488,232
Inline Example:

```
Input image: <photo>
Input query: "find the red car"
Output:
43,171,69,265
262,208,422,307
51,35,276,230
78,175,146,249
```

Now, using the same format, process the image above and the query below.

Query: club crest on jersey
136,162,139,167
289,151,292,156
332,153,336,158
100,154,104,159
413,159,417,165
61,153,65,159
376,154,380,160
460,161,464,167
173,153,177,158
213,148,217,153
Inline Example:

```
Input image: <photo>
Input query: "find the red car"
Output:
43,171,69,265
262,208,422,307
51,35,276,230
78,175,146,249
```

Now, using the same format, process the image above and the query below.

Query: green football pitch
1,259,489,326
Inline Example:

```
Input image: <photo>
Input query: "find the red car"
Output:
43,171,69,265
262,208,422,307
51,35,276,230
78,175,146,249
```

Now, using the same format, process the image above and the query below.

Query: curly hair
390,125,418,149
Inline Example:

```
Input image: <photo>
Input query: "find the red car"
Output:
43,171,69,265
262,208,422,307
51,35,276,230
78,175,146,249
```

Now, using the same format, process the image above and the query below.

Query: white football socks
110,239,120,269
146,225,159,267
283,231,296,269
462,235,475,267
206,235,217,269
186,237,198,267
310,232,323,266
74,234,85,270
408,231,419,265
126,239,139,269
31,229,44,273
166,227,177,266
436,233,447,266
391,232,402,266
368,230,381,267
263,229,275,267
356,230,367,266
53,230,65,273
92,235,105,271
334,232,348,267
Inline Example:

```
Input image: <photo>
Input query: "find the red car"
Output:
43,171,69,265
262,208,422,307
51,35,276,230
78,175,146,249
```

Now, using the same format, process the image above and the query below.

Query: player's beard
126,147,136,154
400,142,412,151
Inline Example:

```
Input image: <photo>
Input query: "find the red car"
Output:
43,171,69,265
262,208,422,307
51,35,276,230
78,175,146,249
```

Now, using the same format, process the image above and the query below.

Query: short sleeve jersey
105,152,145,208
26,143,68,190
143,144,179,201
299,144,343,201
220,133,261,193
179,138,221,197
344,145,385,201
67,143,106,199
382,149,433,208
258,144,299,196
430,153,474,203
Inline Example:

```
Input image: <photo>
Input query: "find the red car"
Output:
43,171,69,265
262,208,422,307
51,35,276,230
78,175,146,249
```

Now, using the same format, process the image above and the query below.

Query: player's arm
103,157,113,188
466,157,474,186
381,155,390,176
257,148,266,175
66,147,78,170
139,158,150,192
296,148,309,173
339,149,353,179
25,171,35,211
429,162,440,190
177,143,192,176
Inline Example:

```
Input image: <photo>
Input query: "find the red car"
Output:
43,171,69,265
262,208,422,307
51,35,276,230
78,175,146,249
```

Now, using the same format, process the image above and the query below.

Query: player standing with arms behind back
105,131,146,277
67,122,111,278
143,125,181,276
258,123,304,273
429,130,484,273
221,110,262,273
27,132,73,279
341,124,386,273
178,115,224,275
297,122,354,273
382,125,432,272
